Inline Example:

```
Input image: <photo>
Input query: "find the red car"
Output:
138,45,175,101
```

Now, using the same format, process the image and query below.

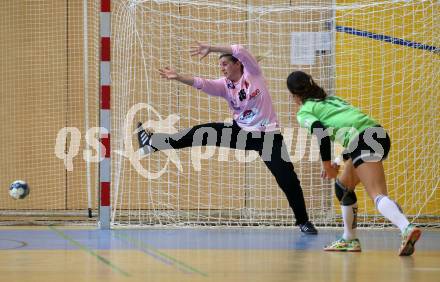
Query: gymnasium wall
0,1,99,212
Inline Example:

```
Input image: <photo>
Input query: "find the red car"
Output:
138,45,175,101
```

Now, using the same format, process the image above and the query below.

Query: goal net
110,0,439,227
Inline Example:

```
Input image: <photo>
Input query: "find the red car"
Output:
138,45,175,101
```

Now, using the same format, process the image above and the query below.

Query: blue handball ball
9,180,30,200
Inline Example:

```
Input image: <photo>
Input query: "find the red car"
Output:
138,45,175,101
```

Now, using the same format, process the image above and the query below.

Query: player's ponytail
287,71,327,103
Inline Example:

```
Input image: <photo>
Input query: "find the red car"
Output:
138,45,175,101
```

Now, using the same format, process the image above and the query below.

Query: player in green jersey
286,70,421,256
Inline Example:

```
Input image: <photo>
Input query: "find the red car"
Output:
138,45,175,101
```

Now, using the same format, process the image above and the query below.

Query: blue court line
1,228,439,251
336,25,439,53
48,226,130,277
114,232,208,277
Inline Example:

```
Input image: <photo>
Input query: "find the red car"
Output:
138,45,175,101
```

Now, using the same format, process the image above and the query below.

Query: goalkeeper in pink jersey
137,42,317,234
286,70,421,255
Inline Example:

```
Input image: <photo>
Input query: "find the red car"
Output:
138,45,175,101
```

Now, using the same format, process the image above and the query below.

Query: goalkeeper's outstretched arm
158,67,194,86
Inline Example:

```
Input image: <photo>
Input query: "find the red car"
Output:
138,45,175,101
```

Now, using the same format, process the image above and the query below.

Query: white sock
341,204,358,240
375,195,410,232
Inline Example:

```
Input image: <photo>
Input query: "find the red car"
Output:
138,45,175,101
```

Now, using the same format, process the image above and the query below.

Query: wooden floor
0,226,439,282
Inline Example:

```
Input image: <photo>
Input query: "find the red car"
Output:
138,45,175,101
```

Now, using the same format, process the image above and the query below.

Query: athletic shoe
299,221,318,235
324,238,362,252
137,122,153,155
398,224,421,256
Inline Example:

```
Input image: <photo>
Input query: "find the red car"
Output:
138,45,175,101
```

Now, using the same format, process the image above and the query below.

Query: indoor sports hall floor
0,226,439,282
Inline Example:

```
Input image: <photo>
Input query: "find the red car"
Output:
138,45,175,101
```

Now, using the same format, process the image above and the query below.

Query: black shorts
342,126,391,168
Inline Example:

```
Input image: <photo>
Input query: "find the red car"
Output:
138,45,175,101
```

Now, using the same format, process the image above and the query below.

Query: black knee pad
335,179,357,206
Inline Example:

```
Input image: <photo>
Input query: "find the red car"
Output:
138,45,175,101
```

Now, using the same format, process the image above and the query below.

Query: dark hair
286,71,327,103
219,53,244,72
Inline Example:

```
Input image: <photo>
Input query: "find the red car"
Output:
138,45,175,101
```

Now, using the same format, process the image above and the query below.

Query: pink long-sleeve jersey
192,45,279,132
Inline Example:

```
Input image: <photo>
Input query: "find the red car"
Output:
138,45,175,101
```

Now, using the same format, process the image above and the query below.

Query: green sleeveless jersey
296,96,378,148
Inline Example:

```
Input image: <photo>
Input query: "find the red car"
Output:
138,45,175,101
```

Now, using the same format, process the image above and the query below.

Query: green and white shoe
398,224,421,256
324,238,361,252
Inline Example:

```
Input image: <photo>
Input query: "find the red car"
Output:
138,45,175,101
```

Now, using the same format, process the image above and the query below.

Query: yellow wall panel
336,1,439,217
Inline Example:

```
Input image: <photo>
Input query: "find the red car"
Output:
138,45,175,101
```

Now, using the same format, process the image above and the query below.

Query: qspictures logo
54,103,386,179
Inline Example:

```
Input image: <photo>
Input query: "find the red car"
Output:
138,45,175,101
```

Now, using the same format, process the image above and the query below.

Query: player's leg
137,121,238,154
355,161,421,255
338,159,360,241
353,127,420,256
324,159,361,252
260,133,317,234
